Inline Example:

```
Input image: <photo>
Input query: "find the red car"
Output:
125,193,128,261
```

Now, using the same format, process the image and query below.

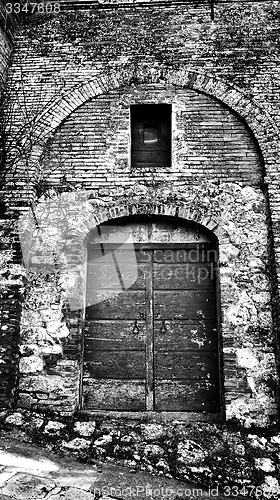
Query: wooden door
83,243,220,413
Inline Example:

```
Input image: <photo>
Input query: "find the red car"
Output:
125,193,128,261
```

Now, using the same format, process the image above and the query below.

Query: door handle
132,320,140,334
160,320,167,333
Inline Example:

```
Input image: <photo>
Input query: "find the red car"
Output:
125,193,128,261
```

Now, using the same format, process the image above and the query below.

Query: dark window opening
131,104,171,169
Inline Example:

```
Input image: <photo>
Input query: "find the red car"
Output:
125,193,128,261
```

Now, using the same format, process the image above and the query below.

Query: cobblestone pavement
0,436,243,500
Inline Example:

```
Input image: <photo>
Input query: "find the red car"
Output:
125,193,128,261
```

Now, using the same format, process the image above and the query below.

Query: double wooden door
83,243,220,413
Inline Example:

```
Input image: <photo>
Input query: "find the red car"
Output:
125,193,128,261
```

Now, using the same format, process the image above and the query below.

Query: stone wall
2,409,280,497
16,181,278,426
0,3,21,409
1,0,280,425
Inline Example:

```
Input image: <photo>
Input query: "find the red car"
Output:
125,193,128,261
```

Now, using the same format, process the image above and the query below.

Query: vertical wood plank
153,244,220,412
145,249,154,410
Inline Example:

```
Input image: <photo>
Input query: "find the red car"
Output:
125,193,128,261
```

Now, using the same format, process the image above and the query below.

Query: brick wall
1,0,280,424
0,1,18,91
0,27,12,92
42,85,263,190
0,3,21,409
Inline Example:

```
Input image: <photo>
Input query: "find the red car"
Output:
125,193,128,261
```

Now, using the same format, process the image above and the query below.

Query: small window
131,104,171,169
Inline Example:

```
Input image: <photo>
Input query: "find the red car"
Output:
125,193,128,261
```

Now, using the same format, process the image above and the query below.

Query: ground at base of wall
0,410,280,499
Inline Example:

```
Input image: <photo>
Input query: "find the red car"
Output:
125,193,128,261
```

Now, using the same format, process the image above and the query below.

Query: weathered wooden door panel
154,291,217,320
155,351,219,379
154,320,218,350
86,291,146,319
84,238,220,414
87,263,146,290
84,350,145,378
154,263,215,289
85,320,146,350
84,246,147,411
153,247,216,264
152,244,219,412
155,380,220,412
83,379,146,411
87,245,145,262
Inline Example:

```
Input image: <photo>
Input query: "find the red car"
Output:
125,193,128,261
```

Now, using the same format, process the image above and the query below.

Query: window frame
130,103,172,170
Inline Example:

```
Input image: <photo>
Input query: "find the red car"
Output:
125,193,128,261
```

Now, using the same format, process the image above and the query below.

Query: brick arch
61,194,231,311
53,193,231,314
31,66,278,170
81,202,228,247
